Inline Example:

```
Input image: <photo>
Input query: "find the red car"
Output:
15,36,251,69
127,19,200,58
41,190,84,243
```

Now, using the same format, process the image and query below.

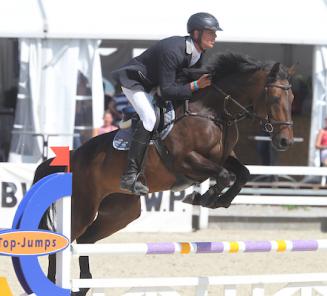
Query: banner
0,163,35,229
0,163,193,232
124,188,193,232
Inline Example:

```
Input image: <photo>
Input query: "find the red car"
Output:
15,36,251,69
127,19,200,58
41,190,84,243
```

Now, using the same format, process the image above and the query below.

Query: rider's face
201,29,217,49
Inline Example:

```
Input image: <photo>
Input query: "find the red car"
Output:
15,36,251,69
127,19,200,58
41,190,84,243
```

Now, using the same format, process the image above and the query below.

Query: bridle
160,81,293,133
212,82,293,133
263,83,293,132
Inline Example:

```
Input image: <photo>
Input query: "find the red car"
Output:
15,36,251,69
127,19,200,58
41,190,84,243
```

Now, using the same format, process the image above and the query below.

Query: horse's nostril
280,138,288,148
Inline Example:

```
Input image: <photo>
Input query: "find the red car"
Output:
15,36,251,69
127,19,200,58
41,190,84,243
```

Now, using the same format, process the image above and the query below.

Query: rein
160,82,293,133
160,100,224,130
211,82,293,133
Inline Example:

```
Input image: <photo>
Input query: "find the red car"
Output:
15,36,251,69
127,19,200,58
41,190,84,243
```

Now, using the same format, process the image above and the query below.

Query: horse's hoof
182,192,201,205
200,197,217,209
71,289,89,296
212,200,231,209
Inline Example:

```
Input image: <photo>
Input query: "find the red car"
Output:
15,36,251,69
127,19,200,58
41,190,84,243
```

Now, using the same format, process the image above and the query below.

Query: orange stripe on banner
229,242,239,253
180,242,191,254
0,277,13,296
277,240,287,252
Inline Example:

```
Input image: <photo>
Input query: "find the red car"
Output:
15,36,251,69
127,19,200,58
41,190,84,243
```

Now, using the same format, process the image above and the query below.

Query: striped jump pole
70,239,327,295
72,239,327,255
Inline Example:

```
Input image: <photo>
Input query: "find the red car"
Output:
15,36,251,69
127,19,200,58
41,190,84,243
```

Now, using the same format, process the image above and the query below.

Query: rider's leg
121,87,156,131
120,87,156,195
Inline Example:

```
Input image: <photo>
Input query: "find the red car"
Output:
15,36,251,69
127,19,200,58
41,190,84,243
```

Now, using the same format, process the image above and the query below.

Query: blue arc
11,173,72,296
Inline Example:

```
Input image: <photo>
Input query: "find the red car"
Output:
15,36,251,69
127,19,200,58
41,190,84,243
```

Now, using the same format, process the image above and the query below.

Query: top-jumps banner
0,163,193,232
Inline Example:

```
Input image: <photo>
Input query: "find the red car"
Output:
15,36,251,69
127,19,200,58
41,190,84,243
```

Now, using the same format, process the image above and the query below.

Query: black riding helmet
187,12,223,33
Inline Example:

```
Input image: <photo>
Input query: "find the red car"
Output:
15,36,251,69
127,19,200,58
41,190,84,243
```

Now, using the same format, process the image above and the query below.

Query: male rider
112,12,222,195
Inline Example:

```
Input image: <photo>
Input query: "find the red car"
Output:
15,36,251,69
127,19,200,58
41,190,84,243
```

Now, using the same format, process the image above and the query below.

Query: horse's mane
179,52,289,85
205,52,263,82
204,52,289,83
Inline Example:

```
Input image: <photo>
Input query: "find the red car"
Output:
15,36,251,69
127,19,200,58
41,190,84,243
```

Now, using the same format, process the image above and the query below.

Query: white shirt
189,38,202,67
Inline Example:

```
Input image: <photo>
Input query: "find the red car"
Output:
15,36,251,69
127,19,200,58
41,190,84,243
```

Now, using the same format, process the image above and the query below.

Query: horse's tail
34,157,70,232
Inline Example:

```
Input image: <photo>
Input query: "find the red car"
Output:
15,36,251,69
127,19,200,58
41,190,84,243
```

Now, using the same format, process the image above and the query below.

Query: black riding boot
120,121,152,195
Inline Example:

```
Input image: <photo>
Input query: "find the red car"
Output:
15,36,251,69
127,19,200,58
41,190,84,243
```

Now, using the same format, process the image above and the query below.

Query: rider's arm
158,50,193,100
158,50,211,99
190,74,212,92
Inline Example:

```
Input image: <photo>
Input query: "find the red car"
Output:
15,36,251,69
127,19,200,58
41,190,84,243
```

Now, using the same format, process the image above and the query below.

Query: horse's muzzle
272,136,294,151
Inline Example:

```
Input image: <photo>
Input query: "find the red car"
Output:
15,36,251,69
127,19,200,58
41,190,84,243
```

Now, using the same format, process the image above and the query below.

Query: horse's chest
226,123,239,147
212,123,239,159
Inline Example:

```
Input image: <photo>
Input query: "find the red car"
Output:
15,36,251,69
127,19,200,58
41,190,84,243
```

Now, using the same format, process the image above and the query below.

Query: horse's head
181,53,295,151
263,62,295,151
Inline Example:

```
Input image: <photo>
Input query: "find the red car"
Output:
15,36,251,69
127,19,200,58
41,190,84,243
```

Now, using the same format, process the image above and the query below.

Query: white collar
190,38,202,55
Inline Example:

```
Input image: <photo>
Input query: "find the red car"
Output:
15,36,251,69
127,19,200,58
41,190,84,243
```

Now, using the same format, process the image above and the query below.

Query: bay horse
34,53,294,295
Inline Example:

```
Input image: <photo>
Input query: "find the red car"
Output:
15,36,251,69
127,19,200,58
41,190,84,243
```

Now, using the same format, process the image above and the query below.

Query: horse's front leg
180,151,230,206
211,155,250,208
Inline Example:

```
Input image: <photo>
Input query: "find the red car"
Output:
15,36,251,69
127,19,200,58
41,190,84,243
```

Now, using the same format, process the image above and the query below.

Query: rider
112,12,222,195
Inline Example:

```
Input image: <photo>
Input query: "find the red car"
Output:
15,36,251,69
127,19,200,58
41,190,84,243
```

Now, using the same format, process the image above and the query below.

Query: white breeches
121,87,157,132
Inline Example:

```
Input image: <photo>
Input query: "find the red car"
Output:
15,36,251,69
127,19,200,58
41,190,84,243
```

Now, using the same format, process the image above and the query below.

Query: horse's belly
144,146,177,193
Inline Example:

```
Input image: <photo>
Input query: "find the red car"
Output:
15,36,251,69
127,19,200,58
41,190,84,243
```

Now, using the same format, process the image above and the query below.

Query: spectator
113,90,129,113
315,117,327,166
92,110,118,137
104,94,113,111
107,99,122,126
104,91,133,126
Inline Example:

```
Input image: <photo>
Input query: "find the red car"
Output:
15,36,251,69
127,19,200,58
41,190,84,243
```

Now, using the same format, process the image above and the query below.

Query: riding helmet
187,12,223,33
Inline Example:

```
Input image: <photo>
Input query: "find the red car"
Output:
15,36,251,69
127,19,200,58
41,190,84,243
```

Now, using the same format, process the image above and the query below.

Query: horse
33,53,294,296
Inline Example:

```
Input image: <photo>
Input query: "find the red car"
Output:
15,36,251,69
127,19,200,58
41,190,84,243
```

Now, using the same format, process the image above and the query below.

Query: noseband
213,82,293,133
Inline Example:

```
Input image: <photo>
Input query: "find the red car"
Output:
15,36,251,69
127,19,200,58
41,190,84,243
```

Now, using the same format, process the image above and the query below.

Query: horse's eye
268,96,280,104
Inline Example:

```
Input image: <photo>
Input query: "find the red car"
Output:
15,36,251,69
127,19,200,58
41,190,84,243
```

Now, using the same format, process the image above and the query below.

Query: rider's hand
197,74,212,89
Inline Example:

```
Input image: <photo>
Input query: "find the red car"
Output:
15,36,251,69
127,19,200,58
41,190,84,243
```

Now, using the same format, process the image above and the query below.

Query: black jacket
112,36,203,100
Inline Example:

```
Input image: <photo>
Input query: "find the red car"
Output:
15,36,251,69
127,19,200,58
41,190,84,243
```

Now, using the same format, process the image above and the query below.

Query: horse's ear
268,62,280,79
287,64,297,77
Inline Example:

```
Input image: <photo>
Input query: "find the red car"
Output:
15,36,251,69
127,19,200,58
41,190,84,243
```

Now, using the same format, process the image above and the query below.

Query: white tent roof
1,0,327,45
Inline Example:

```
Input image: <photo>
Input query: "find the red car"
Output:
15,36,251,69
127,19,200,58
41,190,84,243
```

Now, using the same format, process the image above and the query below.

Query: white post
300,287,313,296
224,285,237,296
199,179,210,229
195,277,209,296
56,196,71,289
252,284,264,296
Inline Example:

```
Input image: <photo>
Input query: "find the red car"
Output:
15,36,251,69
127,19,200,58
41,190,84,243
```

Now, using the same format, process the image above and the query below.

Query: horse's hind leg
47,254,56,283
72,193,141,296
40,215,57,283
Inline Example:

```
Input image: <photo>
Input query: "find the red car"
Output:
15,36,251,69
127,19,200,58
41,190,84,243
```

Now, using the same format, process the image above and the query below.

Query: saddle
113,99,175,151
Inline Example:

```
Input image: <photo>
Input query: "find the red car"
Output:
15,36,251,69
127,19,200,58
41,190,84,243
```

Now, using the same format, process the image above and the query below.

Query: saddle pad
113,101,175,151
